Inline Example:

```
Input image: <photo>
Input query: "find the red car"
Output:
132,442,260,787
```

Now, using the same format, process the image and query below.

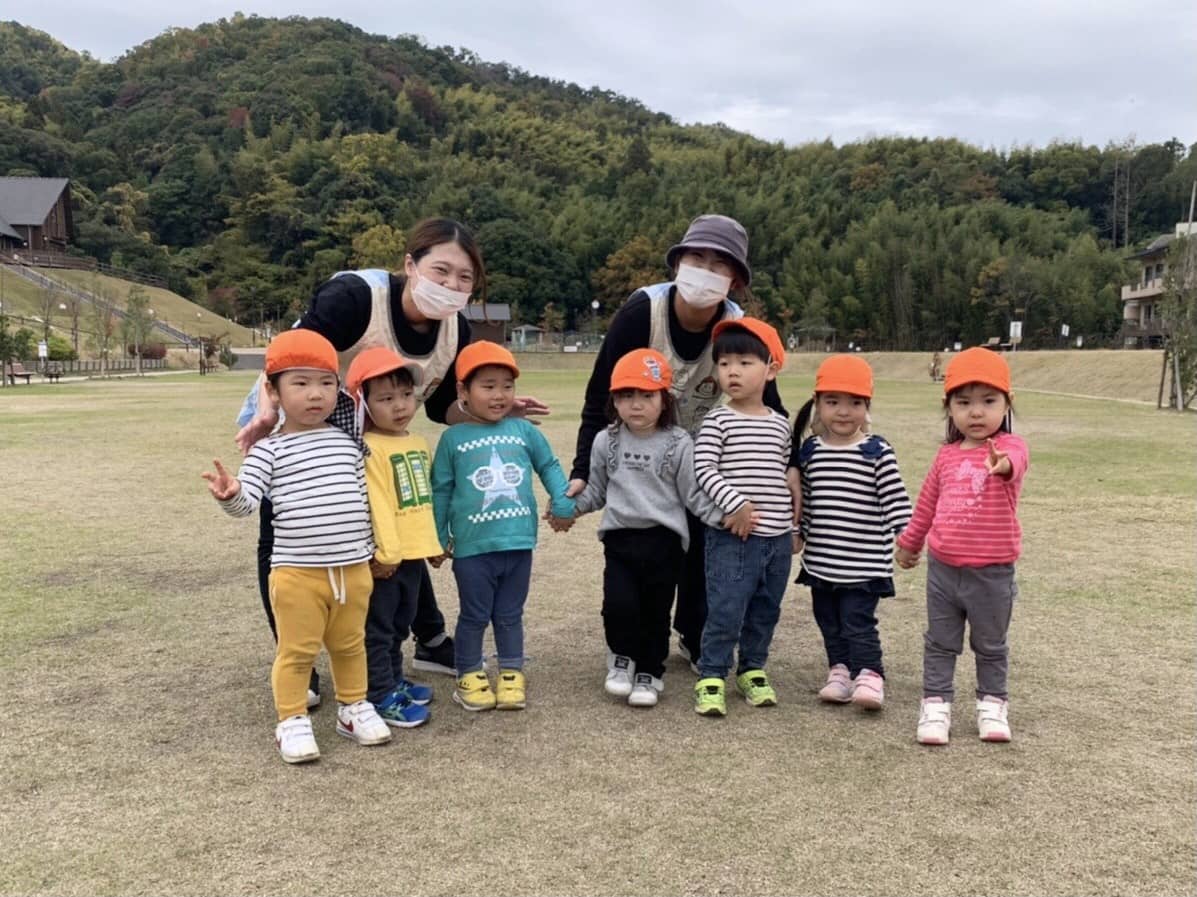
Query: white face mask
410,271,472,320
675,263,732,309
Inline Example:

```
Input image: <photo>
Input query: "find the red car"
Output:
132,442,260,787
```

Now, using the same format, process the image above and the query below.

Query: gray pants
924,555,1018,701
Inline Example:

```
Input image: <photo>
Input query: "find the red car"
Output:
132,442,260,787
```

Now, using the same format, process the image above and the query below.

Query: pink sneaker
818,664,853,703
917,697,951,745
976,695,1012,742
851,669,885,710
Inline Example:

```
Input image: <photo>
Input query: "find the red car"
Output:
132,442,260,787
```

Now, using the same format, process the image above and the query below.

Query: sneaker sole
411,658,457,676
495,701,526,711
695,706,726,717
979,731,1011,743
917,734,949,745
335,725,391,746
381,715,430,729
852,694,884,711
742,695,777,707
628,694,658,707
604,682,633,698
452,692,495,712
818,690,853,704
279,749,320,764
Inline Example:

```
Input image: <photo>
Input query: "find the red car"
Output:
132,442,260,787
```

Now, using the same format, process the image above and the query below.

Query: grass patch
0,370,1193,895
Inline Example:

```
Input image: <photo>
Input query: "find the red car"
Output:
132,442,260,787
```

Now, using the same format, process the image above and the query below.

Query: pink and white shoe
851,669,885,710
917,697,951,745
818,664,854,703
976,696,1012,742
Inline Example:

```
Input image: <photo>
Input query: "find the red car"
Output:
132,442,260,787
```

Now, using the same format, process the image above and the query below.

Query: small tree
37,285,58,342
122,285,154,376
1159,234,1197,409
540,302,565,341
89,275,119,378
60,292,82,356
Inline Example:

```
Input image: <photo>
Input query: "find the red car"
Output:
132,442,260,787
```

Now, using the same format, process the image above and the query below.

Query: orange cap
455,340,520,382
943,347,1011,395
265,329,338,376
815,355,873,398
345,346,423,399
711,316,786,371
610,348,672,392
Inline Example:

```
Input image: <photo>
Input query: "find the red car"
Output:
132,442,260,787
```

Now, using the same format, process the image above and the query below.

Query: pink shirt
897,434,1028,567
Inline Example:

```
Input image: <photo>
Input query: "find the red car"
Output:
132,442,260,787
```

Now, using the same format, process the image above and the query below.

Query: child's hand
370,559,398,579
985,438,1012,477
792,533,805,555
895,546,920,569
548,515,574,533
201,459,240,501
427,553,448,569
723,501,756,540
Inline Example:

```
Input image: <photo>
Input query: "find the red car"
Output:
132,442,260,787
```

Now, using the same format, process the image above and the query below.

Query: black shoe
412,636,456,676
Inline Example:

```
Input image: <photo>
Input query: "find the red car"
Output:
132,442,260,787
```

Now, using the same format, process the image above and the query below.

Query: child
692,318,798,717
896,348,1028,745
202,330,391,764
791,355,912,710
346,346,448,730
431,341,576,711
573,349,726,707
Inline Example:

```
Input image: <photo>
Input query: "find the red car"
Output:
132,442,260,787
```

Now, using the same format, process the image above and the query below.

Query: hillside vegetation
1,16,1194,349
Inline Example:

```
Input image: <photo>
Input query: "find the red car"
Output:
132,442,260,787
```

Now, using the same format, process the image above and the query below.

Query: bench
44,361,63,383
5,362,32,384
981,337,1001,350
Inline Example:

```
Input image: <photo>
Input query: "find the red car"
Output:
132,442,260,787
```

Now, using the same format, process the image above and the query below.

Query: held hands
542,507,575,533
895,545,921,569
370,559,398,580
427,552,449,569
722,501,757,540
985,438,1012,477
201,459,241,501
792,533,805,555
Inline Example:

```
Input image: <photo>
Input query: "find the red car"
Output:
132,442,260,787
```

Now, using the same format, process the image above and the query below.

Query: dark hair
361,367,415,400
605,388,677,430
406,217,488,304
712,327,769,364
943,387,1014,443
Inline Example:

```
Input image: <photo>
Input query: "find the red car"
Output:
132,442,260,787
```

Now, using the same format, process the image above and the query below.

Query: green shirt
431,418,575,558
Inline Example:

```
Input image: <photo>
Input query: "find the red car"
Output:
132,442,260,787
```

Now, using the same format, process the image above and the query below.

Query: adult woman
236,218,548,703
567,214,786,667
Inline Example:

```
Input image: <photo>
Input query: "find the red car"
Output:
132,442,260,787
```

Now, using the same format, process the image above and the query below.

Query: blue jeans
810,586,884,678
699,529,793,680
452,551,533,674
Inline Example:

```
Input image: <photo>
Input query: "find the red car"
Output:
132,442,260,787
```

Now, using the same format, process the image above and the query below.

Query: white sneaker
306,689,321,710
335,701,392,746
275,714,320,764
916,698,952,745
628,673,663,707
604,653,635,697
976,696,1012,742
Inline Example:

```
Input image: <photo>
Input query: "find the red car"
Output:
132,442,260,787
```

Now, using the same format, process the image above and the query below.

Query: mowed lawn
1,367,1193,897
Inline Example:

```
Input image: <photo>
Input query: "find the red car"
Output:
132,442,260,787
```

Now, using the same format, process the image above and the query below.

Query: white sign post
37,340,48,359
1061,324,1070,337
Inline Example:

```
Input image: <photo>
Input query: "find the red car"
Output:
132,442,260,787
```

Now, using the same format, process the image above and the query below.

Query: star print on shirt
468,447,526,511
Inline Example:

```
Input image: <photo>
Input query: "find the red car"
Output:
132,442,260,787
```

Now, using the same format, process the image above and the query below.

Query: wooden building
1119,224,1196,348
0,177,73,252
463,303,511,345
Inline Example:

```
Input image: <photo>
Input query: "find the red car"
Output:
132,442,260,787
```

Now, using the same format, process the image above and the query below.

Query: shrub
47,334,76,361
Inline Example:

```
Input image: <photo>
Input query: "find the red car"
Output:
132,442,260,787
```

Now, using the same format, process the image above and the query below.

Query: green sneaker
694,678,727,716
735,669,778,707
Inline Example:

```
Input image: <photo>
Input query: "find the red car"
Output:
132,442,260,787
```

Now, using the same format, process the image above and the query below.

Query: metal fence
12,357,166,374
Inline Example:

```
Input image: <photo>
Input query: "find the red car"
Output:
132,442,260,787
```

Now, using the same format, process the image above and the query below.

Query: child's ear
766,361,780,381
455,380,468,403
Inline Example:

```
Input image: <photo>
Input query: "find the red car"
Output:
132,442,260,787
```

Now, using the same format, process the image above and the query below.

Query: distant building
463,303,511,345
1121,223,1193,349
0,177,73,253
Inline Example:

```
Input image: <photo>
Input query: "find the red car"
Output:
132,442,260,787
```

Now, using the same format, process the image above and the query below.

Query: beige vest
645,284,742,434
335,269,459,403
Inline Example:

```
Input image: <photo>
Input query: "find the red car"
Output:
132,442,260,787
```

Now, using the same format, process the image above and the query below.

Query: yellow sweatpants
268,562,372,720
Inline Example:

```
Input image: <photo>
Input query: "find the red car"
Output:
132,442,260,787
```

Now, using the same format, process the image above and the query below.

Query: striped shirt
220,428,374,568
796,435,913,583
694,406,793,537
897,434,1028,567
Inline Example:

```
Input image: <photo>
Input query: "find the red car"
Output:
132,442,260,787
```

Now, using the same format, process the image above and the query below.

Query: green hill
1,17,1194,350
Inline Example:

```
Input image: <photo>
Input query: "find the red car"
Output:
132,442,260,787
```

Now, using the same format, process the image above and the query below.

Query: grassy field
0,368,1193,896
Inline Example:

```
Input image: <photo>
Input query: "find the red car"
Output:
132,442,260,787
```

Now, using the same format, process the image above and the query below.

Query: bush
46,334,76,361
219,344,237,369
124,342,167,359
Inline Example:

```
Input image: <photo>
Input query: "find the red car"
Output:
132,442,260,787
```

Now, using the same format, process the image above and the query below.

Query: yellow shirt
363,431,443,563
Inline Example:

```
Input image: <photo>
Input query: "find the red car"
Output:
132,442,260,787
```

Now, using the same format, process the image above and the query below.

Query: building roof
0,210,20,240
462,303,511,322
0,177,69,226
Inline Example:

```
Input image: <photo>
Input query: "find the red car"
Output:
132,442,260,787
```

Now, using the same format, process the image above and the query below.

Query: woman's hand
507,395,551,424
234,407,279,455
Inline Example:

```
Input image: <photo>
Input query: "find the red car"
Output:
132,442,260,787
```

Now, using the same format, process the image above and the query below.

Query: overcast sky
12,1,1196,149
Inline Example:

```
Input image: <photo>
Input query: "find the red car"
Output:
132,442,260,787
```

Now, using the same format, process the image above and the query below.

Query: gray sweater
575,424,723,549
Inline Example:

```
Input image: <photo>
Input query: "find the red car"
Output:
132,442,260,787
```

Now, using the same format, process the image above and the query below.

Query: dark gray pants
923,555,1018,701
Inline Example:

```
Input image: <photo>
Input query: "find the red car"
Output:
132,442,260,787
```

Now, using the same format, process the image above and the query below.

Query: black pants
671,511,708,654
258,499,447,695
365,560,424,704
602,526,685,679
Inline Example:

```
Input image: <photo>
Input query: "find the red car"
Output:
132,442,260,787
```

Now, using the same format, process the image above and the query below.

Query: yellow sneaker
495,669,526,710
453,671,496,712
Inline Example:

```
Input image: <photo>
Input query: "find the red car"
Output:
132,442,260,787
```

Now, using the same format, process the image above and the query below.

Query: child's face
948,383,1010,447
458,364,516,422
612,388,664,434
365,374,418,436
715,352,776,403
269,368,339,433
816,391,869,443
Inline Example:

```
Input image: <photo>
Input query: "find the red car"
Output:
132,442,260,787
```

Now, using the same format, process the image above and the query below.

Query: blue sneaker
394,678,433,706
376,692,430,729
